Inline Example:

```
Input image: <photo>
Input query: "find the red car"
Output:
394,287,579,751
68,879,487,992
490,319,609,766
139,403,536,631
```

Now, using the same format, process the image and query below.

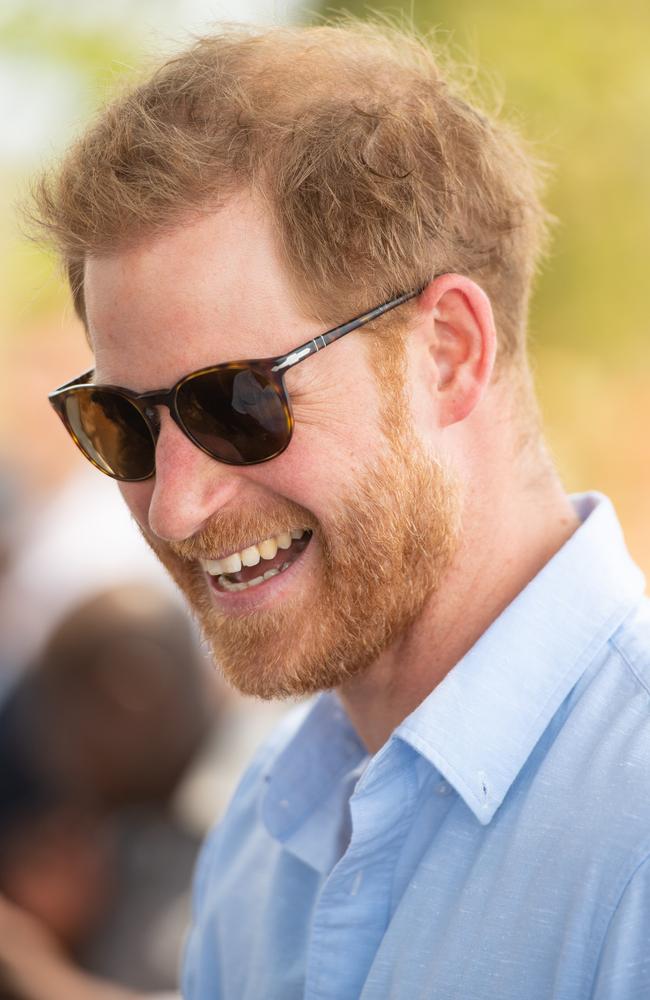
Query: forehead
84,194,314,386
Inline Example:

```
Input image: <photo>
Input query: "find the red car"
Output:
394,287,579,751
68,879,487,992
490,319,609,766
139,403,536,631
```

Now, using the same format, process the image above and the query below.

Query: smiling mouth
201,529,313,593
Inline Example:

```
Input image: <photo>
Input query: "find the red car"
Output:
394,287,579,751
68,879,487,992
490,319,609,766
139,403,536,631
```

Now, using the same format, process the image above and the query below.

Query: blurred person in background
0,465,180,673
0,585,216,1000
22,18,650,1000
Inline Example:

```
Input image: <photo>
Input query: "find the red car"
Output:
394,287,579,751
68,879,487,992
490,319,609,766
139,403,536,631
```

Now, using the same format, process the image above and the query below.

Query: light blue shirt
183,493,650,999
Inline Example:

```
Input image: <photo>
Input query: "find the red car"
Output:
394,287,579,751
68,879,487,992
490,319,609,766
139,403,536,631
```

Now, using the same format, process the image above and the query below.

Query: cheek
287,381,387,483
268,417,382,512
118,481,154,530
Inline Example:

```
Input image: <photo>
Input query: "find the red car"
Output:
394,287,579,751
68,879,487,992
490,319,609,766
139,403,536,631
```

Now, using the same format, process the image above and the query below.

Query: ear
416,274,497,427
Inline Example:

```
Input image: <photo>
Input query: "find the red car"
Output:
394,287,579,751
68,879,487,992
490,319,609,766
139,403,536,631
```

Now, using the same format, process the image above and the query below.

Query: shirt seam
610,634,650,699
587,847,650,997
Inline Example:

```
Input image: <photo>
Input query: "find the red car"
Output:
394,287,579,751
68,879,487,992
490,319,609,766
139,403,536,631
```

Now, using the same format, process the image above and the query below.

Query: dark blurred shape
30,586,213,806
0,463,30,703
0,584,218,992
0,467,23,581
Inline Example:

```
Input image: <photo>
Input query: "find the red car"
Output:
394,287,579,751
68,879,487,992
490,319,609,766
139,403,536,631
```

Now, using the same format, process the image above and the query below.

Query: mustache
165,497,319,562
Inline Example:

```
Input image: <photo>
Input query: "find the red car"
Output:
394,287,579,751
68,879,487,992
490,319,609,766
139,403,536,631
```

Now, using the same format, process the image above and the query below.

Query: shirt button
436,781,451,796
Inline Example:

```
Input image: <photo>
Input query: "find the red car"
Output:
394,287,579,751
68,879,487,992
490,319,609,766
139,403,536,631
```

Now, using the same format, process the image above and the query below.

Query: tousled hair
30,21,552,369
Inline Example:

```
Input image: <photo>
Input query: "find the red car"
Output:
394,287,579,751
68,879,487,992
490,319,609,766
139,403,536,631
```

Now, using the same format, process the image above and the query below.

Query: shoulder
610,597,650,697
524,598,650,868
578,596,650,748
598,598,650,839
594,596,650,776
592,851,650,997
556,597,650,861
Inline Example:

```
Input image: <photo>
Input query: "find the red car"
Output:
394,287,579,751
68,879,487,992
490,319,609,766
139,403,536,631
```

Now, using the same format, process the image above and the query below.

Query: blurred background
0,0,648,995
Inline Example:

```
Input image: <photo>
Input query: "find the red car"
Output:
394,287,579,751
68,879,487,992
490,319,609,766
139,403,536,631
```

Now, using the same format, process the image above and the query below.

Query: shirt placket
303,741,417,1000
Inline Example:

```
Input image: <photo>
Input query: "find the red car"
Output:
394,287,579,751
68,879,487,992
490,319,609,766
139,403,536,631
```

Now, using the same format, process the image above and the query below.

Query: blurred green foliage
4,4,140,81
315,1,650,370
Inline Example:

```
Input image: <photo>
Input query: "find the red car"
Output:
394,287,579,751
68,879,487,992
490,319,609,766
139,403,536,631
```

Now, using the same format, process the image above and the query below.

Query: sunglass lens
63,389,155,480
177,367,291,465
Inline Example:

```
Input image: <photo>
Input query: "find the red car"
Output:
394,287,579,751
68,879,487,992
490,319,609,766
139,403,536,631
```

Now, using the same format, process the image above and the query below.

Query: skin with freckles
85,192,580,754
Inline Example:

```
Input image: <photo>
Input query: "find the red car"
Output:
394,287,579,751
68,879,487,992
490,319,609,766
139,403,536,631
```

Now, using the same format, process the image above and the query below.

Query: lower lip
203,539,314,613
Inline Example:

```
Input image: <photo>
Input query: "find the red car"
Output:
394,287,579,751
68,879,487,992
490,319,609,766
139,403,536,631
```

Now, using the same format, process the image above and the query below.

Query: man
28,21,650,1000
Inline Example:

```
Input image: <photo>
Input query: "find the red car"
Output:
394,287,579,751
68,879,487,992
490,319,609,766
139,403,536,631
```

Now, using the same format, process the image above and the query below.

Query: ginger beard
142,418,460,700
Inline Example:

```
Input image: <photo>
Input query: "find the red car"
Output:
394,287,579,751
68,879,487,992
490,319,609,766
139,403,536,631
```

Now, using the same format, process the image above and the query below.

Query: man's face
84,195,460,699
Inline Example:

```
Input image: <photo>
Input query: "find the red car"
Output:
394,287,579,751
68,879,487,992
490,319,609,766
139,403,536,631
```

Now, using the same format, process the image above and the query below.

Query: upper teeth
201,528,305,576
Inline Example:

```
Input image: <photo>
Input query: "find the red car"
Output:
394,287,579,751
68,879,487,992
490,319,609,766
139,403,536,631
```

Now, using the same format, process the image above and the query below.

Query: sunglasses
48,288,420,482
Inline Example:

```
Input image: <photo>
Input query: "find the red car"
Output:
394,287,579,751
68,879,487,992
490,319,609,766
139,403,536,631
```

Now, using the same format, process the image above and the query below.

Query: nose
144,412,240,542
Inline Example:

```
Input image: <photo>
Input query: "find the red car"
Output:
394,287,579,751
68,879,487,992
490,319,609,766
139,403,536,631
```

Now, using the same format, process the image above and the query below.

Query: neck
336,473,581,755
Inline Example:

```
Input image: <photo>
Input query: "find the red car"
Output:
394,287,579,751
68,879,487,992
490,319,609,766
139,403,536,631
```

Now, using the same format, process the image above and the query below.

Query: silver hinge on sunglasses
271,347,312,372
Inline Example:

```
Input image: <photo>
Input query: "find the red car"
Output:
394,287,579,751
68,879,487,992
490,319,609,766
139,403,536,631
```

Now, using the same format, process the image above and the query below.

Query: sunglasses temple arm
270,288,422,374
48,368,96,400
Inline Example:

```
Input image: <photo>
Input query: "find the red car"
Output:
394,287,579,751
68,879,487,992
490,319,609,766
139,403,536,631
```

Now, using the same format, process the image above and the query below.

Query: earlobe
418,275,497,428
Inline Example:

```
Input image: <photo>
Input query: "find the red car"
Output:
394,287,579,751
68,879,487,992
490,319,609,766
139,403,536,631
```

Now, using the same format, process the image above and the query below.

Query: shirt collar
262,492,646,851
396,491,646,824
261,691,367,871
